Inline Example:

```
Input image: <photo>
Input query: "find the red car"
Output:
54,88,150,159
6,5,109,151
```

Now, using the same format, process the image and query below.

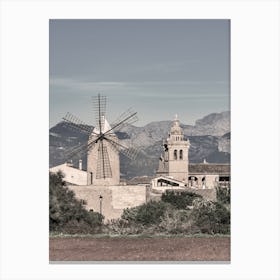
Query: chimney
79,159,82,170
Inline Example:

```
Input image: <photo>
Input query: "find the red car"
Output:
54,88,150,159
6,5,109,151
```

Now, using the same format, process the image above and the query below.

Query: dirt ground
49,236,230,262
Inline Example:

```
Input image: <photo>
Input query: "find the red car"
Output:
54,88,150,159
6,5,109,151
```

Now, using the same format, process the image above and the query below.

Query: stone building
49,160,87,186
50,114,230,220
188,162,230,189
152,115,230,190
157,115,190,182
50,116,148,221
87,116,120,186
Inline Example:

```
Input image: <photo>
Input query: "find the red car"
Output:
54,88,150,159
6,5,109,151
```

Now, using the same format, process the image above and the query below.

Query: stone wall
68,185,147,221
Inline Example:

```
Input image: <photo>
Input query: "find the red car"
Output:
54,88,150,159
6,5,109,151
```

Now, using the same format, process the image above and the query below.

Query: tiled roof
189,163,230,174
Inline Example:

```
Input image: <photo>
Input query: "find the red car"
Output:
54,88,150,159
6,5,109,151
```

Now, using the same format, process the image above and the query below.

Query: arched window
179,149,183,160
174,149,177,160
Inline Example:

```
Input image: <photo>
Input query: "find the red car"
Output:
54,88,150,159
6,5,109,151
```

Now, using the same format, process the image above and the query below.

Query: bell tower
157,115,190,182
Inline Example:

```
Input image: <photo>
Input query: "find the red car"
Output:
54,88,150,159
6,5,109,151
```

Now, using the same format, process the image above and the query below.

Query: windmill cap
93,116,115,134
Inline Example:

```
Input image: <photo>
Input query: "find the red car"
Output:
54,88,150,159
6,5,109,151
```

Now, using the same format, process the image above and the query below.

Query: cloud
49,77,229,103
50,77,228,91
50,78,126,91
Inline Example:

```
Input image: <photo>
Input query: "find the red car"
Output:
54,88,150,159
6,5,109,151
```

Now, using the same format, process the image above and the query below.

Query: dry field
49,236,230,262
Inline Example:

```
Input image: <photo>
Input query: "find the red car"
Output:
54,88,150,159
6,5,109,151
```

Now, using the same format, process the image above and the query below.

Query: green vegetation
216,185,231,204
122,201,171,225
191,198,230,234
49,232,230,238
161,190,202,209
49,172,230,236
49,171,103,234
105,195,230,235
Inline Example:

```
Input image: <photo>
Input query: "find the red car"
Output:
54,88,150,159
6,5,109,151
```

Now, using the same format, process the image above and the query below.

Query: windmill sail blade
104,110,138,136
104,137,140,160
65,138,96,160
65,144,85,160
64,143,88,160
109,108,138,133
96,140,112,179
62,112,95,135
92,94,106,133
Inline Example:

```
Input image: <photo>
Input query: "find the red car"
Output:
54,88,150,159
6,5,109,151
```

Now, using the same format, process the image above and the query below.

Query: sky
49,19,230,128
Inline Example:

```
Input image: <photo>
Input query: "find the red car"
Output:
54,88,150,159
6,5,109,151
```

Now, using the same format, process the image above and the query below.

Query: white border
0,1,279,279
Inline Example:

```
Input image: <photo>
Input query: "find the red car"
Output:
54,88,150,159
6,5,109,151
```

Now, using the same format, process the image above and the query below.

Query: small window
174,150,177,160
89,209,93,212
90,172,93,184
179,150,183,160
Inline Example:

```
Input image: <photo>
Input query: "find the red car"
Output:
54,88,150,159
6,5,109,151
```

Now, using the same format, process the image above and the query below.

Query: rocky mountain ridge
49,111,230,178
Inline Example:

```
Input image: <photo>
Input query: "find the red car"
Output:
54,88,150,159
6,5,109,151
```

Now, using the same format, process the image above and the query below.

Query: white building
49,160,87,185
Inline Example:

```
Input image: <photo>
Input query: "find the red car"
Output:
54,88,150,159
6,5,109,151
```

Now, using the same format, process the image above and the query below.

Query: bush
49,171,103,233
103,196,230,236
61,219,101,234
161,190,202,209
122,201,171,226
104,219,146,235
191,198,230,234
216,186,230,204
159,209,195,234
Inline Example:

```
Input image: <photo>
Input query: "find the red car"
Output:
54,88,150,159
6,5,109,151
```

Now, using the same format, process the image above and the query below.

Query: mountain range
49,111,230,179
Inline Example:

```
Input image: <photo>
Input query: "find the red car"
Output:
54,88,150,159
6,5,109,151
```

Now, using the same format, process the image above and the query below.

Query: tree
49,171,103,233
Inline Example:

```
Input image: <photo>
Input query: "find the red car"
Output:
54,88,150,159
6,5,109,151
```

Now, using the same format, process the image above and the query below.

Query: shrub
121,206,139,223
191,198,230,234
161,190,202,209
216,186,231,204
104,219,146,235
121,200,171,226
49,171,103,233
159,209,194,234
61,219,101,234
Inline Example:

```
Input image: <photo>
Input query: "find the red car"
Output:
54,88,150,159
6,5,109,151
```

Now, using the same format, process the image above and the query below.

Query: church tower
157,115,190,182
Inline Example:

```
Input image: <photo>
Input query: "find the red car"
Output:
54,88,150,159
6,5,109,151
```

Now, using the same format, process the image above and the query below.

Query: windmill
62,94,139,186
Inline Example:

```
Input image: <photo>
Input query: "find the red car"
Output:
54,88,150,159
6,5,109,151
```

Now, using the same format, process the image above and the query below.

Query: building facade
50,114,230,220
157,115,190,182
87,117,120,186
154,115,230,190
49,162,88,186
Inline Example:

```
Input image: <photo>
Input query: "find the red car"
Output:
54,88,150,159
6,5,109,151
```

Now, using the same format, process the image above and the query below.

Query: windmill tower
62,94,139,186
87,116,120,185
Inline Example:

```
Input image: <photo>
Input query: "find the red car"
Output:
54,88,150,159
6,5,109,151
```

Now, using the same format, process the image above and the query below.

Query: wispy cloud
50,77,228,91
50,78,126,90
